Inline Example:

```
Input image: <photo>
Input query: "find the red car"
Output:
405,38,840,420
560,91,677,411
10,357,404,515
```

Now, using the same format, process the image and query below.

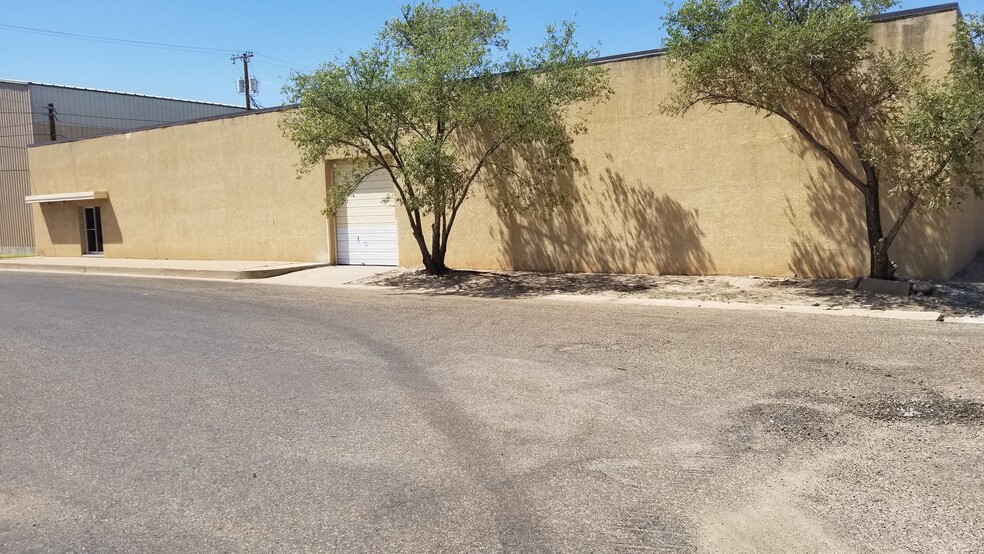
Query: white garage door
334,167,399,266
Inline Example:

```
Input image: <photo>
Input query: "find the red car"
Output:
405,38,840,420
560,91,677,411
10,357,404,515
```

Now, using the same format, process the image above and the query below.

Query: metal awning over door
25,190,108,204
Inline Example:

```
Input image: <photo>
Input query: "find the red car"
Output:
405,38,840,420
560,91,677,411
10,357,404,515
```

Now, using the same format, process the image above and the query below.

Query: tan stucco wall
946,184,984,277
28,110,330,262
390,9,966,279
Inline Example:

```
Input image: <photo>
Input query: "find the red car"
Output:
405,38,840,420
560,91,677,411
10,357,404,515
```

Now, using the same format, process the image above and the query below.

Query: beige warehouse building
25,4,984,280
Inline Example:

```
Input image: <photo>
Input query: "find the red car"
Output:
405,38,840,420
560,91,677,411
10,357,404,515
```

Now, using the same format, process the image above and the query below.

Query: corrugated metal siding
0,82,35,250
0,82,244,250
28,85,243,142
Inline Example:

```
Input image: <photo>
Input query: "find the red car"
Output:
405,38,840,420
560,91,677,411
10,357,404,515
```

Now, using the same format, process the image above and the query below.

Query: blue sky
1,0,975,108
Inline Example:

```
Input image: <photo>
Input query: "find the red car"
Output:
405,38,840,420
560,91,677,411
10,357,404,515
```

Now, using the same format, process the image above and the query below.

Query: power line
251,59,299,71
55,113,171,124
253,53,309,71
255,53,306,67
0,96,36,108
0,23,310,71
0,23,242,55
52,121,114,131
0,25,310,112
1,110,195,125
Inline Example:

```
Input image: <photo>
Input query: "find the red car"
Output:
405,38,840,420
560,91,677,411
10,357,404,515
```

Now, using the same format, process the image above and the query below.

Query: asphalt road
1,272,982,553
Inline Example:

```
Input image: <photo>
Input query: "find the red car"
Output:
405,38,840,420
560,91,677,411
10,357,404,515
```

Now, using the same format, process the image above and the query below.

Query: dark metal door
83,207,103,254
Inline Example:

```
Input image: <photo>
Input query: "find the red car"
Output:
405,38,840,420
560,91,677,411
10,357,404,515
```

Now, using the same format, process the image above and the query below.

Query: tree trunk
408,220,436,274
428,244,448,275
404,208,451,275
861,172,896,280
413,232,448,275
423,215,449,275
870,237,895,280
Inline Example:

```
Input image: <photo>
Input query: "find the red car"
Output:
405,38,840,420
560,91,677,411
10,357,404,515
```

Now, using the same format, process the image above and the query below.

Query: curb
944,316,984,325
0,262,327,280
540,294,947,322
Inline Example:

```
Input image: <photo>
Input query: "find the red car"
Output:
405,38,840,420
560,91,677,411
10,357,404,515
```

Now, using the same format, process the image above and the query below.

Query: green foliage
663,0,904,117
663,0,984,278
281,1,610,273
875,15,984,212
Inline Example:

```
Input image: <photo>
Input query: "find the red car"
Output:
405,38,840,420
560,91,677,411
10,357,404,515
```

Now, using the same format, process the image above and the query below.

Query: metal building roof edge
27,104,295,148
869,2,961,23
589,48,668,65
0,78,244,109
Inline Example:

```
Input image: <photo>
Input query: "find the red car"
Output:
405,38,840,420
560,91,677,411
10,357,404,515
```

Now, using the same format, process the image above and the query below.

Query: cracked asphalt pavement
1,272,982,552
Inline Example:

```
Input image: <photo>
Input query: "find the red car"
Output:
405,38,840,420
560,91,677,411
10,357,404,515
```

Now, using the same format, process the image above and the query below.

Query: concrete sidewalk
260,265,395,287
0,256,328,280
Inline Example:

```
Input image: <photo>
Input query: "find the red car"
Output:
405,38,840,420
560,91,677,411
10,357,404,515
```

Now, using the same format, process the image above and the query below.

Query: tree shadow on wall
784,173,868,278
776,97,948,279
483,151,714,276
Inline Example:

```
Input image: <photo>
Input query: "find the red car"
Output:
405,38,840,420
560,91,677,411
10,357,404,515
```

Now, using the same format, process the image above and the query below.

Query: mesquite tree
282,2,610,274
663,0,984,279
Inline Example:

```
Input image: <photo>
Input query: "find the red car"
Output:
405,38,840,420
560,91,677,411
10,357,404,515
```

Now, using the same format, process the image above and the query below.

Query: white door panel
334,166,399,266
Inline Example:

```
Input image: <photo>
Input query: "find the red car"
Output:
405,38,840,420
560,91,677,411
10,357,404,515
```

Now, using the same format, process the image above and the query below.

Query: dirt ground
356,268,984,317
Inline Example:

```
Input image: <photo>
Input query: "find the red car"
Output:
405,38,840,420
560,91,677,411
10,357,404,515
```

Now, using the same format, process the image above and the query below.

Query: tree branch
443,138,509,243
691,91,868,191
773,108,868,191
884,192,920,247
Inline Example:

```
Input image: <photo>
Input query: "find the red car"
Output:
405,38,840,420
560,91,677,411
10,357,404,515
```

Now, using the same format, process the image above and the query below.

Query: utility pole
47,103,56,141
231,51,254,110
